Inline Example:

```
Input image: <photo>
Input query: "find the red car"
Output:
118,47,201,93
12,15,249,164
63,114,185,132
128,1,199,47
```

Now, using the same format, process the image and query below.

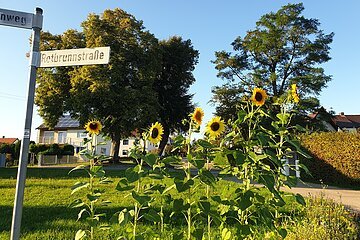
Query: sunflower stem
89,134,95,240
133,158,143,239
186,121,193,240
206,157,211,240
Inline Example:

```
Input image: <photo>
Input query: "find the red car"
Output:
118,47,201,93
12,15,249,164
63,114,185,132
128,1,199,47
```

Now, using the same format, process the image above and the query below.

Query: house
36,115,158,157
0,137,19,145
309,111,360,132
330,112,360,132
36,115,111,155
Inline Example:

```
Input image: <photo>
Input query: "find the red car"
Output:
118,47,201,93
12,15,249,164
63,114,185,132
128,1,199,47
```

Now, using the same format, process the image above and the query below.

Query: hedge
29,143,74,156
300,132,360,185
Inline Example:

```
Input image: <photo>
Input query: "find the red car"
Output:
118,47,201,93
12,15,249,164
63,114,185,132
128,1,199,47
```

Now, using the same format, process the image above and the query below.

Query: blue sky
0,0,359,141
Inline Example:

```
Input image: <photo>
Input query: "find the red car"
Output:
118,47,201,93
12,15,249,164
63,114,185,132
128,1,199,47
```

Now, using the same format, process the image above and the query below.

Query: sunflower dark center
210,122,220,131
195,111,202,121
255,92,263,101
151,128,159,138
89,123,98,130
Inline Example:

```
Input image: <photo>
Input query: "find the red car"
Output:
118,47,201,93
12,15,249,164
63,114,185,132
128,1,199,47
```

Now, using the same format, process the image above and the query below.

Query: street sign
1,7,44,240
0,8,34,29
39,47,110,67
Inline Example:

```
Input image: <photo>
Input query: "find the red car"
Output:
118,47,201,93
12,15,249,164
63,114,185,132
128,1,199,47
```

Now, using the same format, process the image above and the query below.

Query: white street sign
39,47,110,67
0,8,33,29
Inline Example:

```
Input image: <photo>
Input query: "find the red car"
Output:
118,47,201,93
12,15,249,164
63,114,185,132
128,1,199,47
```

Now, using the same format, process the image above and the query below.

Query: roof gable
332,114,360,128
0,138,18,145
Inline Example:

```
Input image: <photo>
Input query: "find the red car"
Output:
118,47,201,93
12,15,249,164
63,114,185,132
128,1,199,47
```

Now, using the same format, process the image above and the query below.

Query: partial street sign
0,8,34,29
39,47,110,67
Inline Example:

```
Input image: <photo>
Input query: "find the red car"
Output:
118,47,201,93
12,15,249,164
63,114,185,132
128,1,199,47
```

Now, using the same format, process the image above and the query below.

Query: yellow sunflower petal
85,120,102,135
148,122,164,144
251,88,267,106
192,107,204,125
205,116,225,139
291,84,300,103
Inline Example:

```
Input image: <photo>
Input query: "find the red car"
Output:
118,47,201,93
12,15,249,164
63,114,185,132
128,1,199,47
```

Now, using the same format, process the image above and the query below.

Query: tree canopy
35,8,198,160
155,36,199,154
211,3,334,121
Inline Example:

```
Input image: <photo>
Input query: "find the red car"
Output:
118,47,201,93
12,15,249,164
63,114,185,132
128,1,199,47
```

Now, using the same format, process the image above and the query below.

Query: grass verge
0,167,358,239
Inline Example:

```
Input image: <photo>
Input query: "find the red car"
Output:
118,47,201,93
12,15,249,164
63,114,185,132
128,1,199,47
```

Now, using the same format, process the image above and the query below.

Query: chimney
340,112,344,116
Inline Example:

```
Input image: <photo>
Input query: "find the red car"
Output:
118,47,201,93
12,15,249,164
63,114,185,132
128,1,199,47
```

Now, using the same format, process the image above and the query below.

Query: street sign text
0,8,33,29
39,47,110,67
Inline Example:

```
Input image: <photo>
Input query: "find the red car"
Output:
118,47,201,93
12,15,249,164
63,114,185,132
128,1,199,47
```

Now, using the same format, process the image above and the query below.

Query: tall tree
155,36,199,155
211,3,334,121
35,9,160,162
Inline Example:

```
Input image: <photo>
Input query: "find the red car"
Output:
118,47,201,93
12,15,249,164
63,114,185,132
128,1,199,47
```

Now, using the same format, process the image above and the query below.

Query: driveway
281,182,360,212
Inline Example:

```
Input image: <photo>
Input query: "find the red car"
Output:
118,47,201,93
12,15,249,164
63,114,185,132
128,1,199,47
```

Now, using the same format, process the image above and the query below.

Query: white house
36,115,158,157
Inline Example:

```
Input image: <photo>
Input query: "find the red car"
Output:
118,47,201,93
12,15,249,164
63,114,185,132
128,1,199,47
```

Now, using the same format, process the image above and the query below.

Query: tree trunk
111,133,121,164
158,124,170,156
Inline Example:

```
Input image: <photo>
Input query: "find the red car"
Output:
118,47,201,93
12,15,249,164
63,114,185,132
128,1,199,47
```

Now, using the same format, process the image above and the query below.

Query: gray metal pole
10,7,43,240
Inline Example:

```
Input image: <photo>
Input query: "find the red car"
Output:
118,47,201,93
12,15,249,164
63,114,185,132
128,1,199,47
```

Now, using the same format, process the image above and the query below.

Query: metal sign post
1,7,109,239
10,8,43,240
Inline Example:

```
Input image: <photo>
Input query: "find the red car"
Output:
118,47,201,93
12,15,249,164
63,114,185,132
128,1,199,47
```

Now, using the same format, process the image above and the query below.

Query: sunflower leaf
116,178,135,192
68,165,86,175
75,230,86,240
197,139,215,149
71,182,89,195
189,159,205,169
143,153,156,167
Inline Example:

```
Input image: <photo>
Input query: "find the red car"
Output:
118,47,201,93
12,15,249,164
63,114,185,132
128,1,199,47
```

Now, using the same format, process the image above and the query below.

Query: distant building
310,111,360,132
0,137,19,145
330,112,360,132
36,115,158,157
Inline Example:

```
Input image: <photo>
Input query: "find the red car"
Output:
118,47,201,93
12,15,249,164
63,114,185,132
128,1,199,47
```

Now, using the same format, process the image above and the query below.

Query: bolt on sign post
0,7,43,240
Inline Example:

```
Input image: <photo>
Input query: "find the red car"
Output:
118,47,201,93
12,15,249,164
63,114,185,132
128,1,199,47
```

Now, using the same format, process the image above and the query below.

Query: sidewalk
281,182,360,212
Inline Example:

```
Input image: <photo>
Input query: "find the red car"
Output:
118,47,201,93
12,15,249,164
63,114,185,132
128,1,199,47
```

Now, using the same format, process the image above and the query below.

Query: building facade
36,115,158,157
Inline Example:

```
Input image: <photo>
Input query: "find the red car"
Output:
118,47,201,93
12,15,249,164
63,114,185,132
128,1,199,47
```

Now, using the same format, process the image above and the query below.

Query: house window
43,131,54,144
58,131,67,144
77,131,87,138
100,148,107,155
122,150,128,156
123,139,129,145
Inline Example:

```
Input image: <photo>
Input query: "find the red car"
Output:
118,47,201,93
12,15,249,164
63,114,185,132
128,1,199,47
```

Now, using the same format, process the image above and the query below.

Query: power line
0,92,26,101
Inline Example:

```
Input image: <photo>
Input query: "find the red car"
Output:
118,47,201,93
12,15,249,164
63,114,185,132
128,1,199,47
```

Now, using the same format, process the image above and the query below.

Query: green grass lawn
0,167,358,239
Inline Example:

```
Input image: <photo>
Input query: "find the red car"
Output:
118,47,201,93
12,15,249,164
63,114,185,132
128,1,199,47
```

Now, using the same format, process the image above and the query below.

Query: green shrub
62,144,75,155
300,132,360,185
285,194,359,240
0,141,21,160
30,143,75,156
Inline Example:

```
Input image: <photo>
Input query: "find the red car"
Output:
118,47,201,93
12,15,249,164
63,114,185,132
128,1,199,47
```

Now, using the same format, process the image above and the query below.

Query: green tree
35,8,160,162
155,36,199,155
211,3,334,121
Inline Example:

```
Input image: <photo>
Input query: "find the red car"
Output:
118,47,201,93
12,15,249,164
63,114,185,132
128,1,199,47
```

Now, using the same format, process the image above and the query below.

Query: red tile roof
0,138,18,145
331,114,360,128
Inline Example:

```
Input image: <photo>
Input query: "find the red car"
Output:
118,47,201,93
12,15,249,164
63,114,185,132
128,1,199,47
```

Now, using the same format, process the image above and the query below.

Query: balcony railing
37,137,85,147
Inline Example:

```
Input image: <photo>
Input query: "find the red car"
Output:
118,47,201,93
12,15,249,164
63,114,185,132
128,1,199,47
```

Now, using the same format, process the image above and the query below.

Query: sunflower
205,116,225,139
192,107,204,125
148,122,164,144
291,84,300,103
251,88,268,106
85,120,102,135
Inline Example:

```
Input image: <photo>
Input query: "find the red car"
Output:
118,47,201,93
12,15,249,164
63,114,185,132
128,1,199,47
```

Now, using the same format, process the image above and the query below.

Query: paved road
281,182,360,212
